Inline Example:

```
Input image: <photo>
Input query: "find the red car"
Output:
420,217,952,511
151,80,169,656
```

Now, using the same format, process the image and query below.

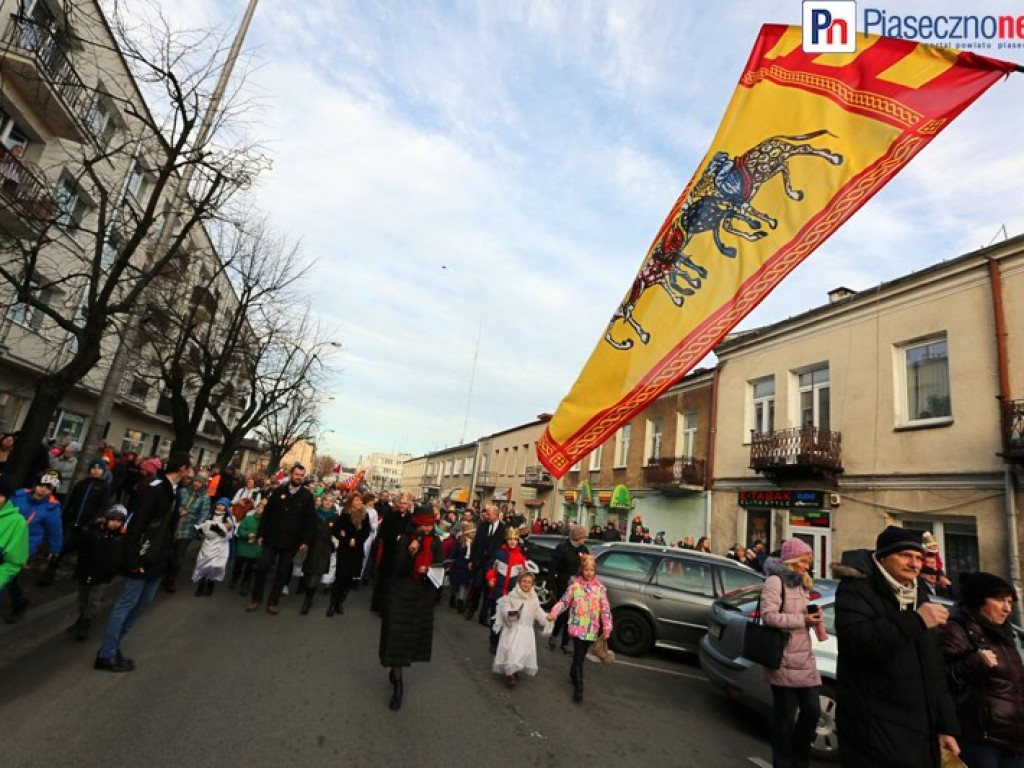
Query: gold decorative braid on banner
742,64,925,128
555,134,924,461
918,118,947,135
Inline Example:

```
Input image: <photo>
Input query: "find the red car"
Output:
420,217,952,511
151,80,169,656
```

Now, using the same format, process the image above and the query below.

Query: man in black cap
833,525,960,767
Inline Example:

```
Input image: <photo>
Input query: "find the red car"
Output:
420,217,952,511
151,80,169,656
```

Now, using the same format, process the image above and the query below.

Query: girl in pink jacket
760,538,824,768
547,554,612,704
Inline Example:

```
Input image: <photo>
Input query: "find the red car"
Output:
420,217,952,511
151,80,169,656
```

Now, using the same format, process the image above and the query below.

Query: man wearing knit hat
833,526,960,767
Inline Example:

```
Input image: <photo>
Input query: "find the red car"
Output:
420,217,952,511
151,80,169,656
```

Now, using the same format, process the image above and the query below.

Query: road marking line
747,758,771,767
586,655,707,681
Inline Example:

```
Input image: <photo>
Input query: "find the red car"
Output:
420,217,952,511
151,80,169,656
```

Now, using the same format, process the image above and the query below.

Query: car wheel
810,682,840,762
609,609,652,656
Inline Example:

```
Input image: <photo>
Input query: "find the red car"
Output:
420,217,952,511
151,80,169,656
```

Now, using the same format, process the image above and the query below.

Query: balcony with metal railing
749,426,843,482
475,471,496,488
419,474,440,488
1000,398,1024,463
0,144,55,237
1,15,89,142
643,456,706,491
522,465,554,489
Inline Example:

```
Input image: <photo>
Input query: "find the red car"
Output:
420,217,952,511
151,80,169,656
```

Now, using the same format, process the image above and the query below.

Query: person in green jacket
0,477,29,598
229,499,263,595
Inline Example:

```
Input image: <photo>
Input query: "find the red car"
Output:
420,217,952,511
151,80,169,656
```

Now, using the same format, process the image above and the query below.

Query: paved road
1,581,801,767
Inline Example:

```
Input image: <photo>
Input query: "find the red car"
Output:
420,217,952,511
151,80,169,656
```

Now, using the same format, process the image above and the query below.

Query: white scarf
872,554,919,611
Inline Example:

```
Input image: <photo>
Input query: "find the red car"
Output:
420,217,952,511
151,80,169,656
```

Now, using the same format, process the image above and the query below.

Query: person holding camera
759,538,824,768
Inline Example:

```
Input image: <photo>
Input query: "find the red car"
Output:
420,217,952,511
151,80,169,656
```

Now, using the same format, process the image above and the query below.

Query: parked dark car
521,533,603,600
698,580,1024,762
592,542,764,656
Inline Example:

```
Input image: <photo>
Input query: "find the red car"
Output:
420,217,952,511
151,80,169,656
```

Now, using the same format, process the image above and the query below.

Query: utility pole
76,0,260,477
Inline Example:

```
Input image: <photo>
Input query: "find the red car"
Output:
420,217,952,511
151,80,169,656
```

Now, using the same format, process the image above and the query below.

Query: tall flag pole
538,24,1018,479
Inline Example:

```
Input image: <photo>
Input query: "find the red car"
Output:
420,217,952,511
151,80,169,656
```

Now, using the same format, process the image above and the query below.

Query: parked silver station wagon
591,542,765,656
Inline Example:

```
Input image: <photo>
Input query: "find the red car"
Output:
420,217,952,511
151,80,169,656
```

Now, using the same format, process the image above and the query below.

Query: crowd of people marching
0,448,615,712
2,438,1023,767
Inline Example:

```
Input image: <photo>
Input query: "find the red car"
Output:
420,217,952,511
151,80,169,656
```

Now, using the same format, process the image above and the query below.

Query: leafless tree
0,2,266,483
207,304,339,471
136,213,306,455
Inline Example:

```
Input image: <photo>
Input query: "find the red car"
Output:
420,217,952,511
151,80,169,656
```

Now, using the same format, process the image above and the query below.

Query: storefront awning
443,487,469,504
609,484,632,509
523,499,544,507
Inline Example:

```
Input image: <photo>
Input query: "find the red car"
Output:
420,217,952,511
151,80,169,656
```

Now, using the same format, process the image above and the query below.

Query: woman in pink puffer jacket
760,537,824,768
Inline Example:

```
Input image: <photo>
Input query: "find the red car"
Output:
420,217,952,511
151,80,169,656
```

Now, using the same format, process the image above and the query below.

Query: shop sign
738,490,825,509
789,509,831,528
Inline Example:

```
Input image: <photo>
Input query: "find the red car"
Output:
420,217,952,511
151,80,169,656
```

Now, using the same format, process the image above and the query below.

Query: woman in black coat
939,572,1024,768
328,494,370,617
378,506,442,711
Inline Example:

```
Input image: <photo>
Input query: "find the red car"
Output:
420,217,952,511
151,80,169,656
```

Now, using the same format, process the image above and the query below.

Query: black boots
570,665,584,702
299,588,315,615
194,580,206,597
204,580,215,596
326,597,345,617
388,669,403,711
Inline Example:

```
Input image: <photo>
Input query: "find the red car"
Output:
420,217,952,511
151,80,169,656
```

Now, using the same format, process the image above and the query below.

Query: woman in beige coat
760,537,824,768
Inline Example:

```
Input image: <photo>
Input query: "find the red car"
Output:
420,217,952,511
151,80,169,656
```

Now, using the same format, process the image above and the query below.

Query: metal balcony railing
419,474,440,487
643,456,706,489
749,426,843,478
475,471,496,488
3,15,88,121
0,144,56,225
522,465,553,489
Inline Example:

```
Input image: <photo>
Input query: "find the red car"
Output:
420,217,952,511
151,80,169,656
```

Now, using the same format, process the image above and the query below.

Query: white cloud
142,0,1024,462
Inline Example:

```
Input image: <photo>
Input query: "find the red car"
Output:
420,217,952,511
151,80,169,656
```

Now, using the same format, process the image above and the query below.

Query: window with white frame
126,161,153,203
613,424,631,467
570,459,581,472
589,444,603,472
54,175,88,227
454,457,462,476
751,377,775,436
678,411,698,457
798,365,830,430
121,428,147,455
9,277,59,331
47,408,88,443
644,417,663,464
464,456,474,476
85,92,119,147
899,337,951,423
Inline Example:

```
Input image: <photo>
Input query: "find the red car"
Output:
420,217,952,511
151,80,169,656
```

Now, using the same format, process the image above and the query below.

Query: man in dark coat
834,526,960,767
468,505,505,625
94,452,192,672
246,464,315,615
370,493,413,613
547,524,589,652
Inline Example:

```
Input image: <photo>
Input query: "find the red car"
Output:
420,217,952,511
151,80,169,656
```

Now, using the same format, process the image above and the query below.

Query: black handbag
742,577,789,670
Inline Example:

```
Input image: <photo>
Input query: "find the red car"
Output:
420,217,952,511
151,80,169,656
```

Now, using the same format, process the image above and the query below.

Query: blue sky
153,0,1024,464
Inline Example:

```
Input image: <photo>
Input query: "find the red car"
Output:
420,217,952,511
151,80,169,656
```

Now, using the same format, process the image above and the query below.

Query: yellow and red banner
539,24,1016,478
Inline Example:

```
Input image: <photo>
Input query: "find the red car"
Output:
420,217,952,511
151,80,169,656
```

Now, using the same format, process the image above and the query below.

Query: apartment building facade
473,416,554,520
711,236,1024,588
0,0,244,467
560,368,715,540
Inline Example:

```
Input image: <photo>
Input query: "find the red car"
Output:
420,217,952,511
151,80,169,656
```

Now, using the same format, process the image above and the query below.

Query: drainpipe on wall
705,366,721,541
987,257,1022,622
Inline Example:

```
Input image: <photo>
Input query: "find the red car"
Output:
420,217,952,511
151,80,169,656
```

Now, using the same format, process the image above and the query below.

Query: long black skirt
379,577,436,667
